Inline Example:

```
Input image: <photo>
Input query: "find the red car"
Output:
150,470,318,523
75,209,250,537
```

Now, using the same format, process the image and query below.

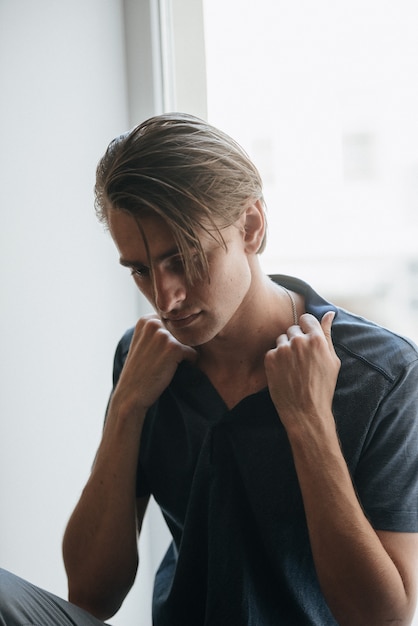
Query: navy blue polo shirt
111,276,418,625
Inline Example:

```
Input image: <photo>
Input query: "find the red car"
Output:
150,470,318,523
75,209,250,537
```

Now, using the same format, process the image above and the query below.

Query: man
1,113,418,625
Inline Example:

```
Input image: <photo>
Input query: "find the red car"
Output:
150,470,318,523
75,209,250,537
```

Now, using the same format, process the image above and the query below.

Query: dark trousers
0,569,111,626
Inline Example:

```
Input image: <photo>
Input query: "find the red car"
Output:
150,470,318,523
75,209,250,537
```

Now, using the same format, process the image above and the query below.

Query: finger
275,333,289,347
321,310,336,352
286,324,305,339
298,313,321,334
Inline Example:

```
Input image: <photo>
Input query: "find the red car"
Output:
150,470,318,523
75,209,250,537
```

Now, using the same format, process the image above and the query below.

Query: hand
264,312,340,434
113,314,198,413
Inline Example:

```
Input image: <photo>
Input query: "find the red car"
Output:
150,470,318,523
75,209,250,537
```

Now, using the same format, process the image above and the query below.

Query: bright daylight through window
203,0,418,344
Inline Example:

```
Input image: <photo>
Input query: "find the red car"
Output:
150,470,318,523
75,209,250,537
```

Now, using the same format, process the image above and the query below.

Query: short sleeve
354,359,418,532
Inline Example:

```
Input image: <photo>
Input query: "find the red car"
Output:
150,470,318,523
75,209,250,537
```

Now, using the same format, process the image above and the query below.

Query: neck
197,273,302,374
194,271,304,410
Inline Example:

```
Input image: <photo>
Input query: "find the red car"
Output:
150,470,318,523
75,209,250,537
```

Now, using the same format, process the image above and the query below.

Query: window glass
202,0,418,342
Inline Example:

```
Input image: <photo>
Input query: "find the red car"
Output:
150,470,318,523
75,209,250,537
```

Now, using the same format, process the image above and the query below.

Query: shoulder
116,326,135,356
112,326,135,386
272,274,418,381
332,308,418,383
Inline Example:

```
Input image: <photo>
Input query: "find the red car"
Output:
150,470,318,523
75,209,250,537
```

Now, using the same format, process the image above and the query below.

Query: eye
130,265,150,279
166,255,185,274
165,250,201,275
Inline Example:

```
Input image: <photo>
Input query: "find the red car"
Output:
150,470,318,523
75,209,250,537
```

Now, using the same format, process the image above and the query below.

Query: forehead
108,210,177,261
108,209,228,266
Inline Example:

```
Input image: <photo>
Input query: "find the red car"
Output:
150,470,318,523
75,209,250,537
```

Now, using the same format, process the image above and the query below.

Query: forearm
288,418,415,626
62,317,197,618
62,396,146,619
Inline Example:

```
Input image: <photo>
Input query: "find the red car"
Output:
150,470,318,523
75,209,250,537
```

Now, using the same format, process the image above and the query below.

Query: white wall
0,1,210,623
0,1,165,624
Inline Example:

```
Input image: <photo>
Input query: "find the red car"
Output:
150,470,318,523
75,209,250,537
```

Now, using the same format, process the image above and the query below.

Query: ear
242,200,265,253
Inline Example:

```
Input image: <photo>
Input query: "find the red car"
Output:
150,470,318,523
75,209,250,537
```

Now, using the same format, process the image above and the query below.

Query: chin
173,325,220,348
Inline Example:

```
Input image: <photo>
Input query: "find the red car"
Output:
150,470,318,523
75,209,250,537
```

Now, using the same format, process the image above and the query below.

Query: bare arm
62,315,197,620
265,312,418,625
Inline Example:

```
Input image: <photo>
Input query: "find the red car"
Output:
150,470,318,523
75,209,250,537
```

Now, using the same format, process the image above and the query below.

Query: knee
0,569,37,625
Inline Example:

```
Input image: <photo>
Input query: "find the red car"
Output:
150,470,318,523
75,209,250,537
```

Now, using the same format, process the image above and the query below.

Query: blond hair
95,112,266,281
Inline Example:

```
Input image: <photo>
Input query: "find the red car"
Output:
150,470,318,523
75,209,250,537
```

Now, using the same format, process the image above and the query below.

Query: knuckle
143,316,163,334
290,334,305,351
310,334,323,348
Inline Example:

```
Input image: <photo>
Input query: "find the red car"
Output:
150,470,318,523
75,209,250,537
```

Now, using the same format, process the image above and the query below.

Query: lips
164,312,201,328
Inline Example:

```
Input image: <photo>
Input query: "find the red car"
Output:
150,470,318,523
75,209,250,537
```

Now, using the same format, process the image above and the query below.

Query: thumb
321,310,336,352
182,345,199,365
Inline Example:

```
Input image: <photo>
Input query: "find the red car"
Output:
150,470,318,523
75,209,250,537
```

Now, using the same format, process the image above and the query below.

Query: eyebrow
119,246,182,269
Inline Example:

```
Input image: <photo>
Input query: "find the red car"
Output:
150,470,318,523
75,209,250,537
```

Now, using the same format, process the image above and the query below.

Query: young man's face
108,209,254,347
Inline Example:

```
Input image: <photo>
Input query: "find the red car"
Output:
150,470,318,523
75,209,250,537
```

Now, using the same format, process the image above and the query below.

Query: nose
153,268,187,313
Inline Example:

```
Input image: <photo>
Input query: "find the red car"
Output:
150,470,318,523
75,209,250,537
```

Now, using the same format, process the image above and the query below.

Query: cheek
203,248,251,305
219,270,251,309
132,276,155,302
